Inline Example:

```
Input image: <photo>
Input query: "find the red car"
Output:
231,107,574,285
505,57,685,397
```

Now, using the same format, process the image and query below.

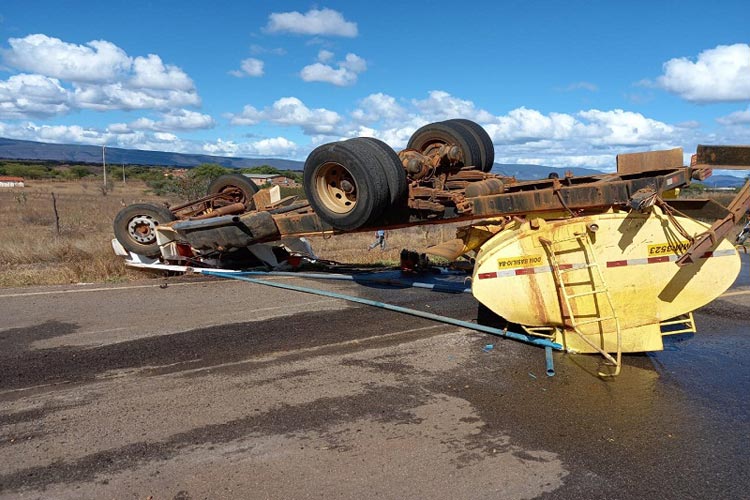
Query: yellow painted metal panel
472,207,740,353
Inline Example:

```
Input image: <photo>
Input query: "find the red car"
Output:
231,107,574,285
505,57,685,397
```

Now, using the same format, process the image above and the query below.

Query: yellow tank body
471,207,741,353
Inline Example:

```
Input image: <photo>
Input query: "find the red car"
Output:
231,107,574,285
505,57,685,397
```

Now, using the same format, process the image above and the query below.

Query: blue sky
0,1,748,171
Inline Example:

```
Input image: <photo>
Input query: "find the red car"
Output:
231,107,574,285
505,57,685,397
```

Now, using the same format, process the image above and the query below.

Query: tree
190,163,230,181
70,165,91,178
241,165,281,175
160,164,231,201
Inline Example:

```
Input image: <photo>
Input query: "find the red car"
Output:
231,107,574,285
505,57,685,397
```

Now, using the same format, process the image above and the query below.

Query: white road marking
156,324,454,377
720,289,750,298
0,275,305,299
0,280,228,299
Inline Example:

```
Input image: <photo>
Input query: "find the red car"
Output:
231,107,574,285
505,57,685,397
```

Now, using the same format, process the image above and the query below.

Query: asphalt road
0,255,748,500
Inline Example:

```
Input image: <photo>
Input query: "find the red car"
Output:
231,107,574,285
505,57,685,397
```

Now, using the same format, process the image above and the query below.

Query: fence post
51,192,61,235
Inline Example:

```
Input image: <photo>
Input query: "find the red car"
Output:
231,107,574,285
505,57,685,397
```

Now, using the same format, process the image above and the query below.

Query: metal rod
204,271,563,350
545,346,555,376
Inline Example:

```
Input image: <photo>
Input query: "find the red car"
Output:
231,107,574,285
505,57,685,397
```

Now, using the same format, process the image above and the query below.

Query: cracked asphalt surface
0,254,748,499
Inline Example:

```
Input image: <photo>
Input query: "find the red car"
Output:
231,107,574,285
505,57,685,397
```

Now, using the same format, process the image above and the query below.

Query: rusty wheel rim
127,215,158,244
315,161,357,214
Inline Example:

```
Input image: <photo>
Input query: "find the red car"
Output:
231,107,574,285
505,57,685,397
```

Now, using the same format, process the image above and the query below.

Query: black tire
207,174,259,209
347,137,408,205
303,141,390,231
407,120,483,170
447,119,495,172
113,203,176,257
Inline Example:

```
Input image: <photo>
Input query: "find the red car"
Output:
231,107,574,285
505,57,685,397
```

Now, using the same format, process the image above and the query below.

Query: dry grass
0,180,456,287
307,225,456,265
0,180,173,287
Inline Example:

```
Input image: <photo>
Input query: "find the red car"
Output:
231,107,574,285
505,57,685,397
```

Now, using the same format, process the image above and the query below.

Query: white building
0,176,24,188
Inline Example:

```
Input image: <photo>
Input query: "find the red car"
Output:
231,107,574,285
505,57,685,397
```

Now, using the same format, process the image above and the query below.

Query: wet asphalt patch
0,301,474,394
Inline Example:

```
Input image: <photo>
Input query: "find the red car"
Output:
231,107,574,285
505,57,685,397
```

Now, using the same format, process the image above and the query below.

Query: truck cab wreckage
112,119,750,376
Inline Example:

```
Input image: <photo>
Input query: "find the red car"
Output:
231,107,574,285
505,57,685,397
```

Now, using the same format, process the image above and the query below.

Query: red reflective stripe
647,256,670,264
701,251,714,258
558,264,573,270
478,272,497,280
515,268,536,275
607,260,628,267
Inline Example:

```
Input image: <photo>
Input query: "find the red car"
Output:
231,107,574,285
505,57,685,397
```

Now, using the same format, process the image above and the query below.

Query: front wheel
113,203,176,257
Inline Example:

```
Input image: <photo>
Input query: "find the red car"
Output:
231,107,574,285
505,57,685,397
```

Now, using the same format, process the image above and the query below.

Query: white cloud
106,123,131,134
153,132,178,142
224,91,688,168
2,34,131,82
72,82,200,111
228,96,341,134
249,137,298,156
0,73,70,118
126,109,214,132
230,58,264,78
656,43,750,103
576,109,674,146
412,90,495,123
160,109,214,130
130,54,194,90
717,106,750,125
484,107,583,144
0,34,201,117
265,97,340,133
0,119,202,152
227,105,263,126
317,50,334,63
351,93,407,124
202,137,298,158
0,121,106,145
265,8,358,37
202,138,239,155
300,52,367,86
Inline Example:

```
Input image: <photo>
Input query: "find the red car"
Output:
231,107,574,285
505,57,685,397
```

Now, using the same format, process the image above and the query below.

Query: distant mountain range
0,137,304,170
0,136,745,187
701,174,747,188
491,163,603,180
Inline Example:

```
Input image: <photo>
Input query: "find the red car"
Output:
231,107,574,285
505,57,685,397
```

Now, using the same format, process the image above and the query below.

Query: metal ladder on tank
539,231,622,376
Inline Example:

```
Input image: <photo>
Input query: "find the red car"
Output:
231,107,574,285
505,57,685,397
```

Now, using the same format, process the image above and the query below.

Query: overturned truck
113,119,750,375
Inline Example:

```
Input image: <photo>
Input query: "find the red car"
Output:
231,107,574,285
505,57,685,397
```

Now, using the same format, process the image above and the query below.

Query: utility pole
122,163,126,184
102,145,107,191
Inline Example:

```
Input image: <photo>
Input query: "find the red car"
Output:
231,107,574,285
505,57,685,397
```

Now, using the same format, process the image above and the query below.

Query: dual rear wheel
305,120,495,230
303,137,407,231
407,118,494,172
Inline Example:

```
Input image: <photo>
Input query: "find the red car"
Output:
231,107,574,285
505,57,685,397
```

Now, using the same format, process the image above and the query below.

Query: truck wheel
348,137,408,206
113,203,176,257
304,140,390,231
446,119,495,172
207,174,259,209
407,120,483,170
